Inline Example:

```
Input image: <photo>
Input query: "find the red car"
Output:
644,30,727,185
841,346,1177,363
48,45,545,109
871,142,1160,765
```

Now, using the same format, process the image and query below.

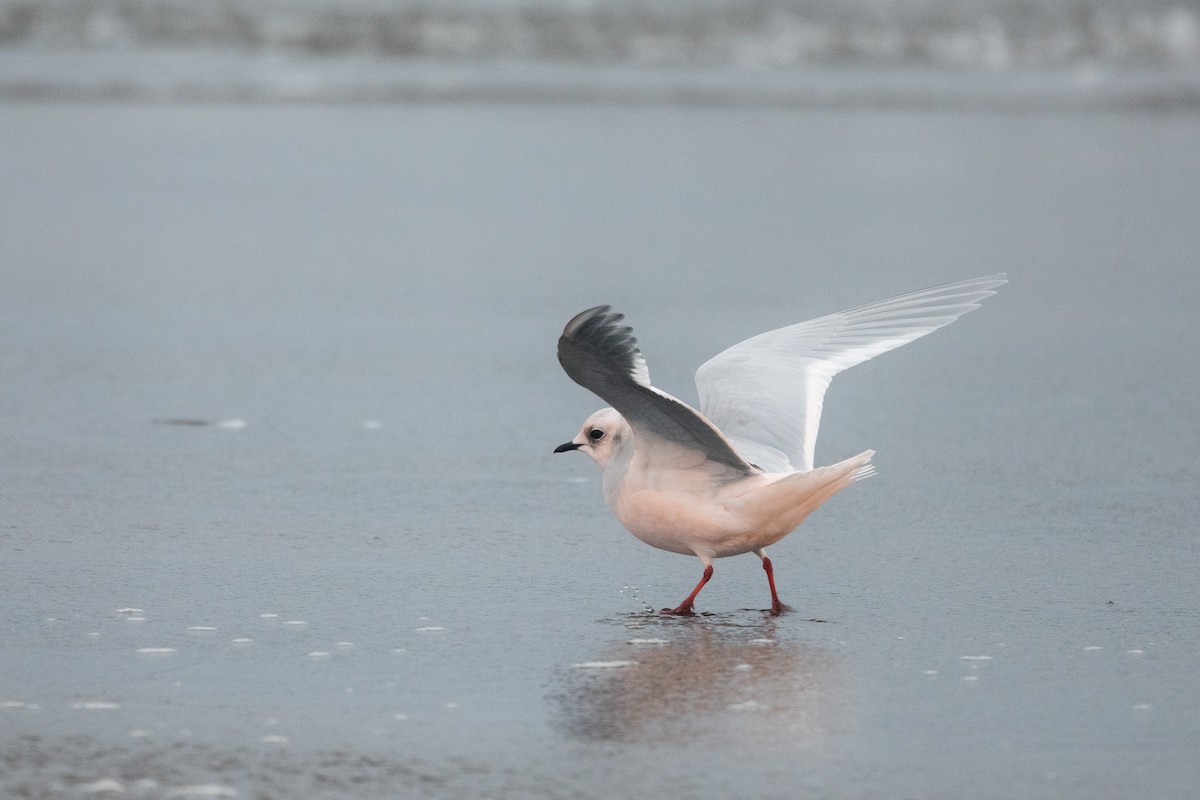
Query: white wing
694,274,1007,472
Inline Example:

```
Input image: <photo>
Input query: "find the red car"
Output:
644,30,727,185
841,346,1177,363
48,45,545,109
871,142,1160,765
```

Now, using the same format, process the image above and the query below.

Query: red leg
761,555,792,616
661,564,713,616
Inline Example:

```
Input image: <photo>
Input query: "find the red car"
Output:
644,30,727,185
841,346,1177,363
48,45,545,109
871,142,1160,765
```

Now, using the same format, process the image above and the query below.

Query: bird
553,274,1006,616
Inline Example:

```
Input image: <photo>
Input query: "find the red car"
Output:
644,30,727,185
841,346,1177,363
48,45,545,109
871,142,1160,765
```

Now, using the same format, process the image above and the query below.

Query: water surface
1,103,1198,798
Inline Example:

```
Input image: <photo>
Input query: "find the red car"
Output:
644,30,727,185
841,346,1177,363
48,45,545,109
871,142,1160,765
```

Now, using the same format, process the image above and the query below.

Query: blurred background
2,0,1199,107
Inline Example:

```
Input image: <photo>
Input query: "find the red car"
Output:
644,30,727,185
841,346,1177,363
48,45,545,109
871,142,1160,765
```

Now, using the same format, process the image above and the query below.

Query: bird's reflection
555,614,848,752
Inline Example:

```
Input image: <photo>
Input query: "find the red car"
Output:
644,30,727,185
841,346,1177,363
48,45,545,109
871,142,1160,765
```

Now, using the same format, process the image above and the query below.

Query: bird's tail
747,450,876,535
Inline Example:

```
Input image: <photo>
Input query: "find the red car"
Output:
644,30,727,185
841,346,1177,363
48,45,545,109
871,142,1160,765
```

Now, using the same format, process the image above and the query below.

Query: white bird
554,274,1006,615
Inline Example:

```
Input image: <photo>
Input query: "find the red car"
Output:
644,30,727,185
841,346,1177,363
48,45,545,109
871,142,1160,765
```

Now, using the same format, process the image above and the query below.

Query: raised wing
694,274,1007,472
558,305,756,476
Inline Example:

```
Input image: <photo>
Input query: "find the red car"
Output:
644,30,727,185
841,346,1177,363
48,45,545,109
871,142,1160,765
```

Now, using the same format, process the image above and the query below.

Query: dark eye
588,428,605,441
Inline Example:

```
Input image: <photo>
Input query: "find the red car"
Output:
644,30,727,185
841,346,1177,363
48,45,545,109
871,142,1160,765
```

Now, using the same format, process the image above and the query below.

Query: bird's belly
610,488,768,558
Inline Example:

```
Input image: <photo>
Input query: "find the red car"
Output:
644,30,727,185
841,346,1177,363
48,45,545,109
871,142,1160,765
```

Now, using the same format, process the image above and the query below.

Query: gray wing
558,305,756,476
694,274,1007,473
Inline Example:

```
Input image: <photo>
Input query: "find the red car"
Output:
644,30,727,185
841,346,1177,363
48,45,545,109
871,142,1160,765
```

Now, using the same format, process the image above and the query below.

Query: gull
554,274,1006,615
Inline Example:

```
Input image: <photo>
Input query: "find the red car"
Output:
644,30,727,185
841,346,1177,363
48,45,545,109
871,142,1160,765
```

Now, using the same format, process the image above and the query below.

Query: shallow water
1,103,1198,798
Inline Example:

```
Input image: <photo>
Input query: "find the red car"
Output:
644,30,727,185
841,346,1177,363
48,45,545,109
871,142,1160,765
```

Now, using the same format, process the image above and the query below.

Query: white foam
415,626,443,632
444,702,459,709
627,638,668,645
393,713,408,720
307,651,331,658
571,660,637,669
748,638,774,646
88,632,101,637
336,641,353,648
231,638,253,645
728,700,764,711
115,608,144,614
215,418,246,430
1084,646,1103,651
259,613,279,619
78,778,125,794
283,620,308,626
137,647,177,655
959,655,992,661
1,700,32,708
1127,649,1145,655
129,729,151,738
362,420,383,429
924,670,940,675
962,676,979,682
259,735,288,744
125,617,147,623
73,701,121,710
187,626,217,631
1133,703,1151,711
165,785,238,797
734,663,752,671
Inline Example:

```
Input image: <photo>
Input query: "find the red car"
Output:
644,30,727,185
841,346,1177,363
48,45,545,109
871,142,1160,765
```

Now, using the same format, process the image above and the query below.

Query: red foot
762,556,791,616
662,564,713,617
660,604,696,616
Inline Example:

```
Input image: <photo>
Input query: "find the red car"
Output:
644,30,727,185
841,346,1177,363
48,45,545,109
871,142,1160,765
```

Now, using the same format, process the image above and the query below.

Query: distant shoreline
4,51,1200,110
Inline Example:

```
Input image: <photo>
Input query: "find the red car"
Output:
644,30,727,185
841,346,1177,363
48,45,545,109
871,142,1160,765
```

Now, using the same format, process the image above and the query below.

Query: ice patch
137,647,177,654
73,701,121,709
571,660,637,669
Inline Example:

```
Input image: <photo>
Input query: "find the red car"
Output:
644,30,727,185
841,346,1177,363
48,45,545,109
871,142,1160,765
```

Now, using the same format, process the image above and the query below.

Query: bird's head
553,408,630,470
